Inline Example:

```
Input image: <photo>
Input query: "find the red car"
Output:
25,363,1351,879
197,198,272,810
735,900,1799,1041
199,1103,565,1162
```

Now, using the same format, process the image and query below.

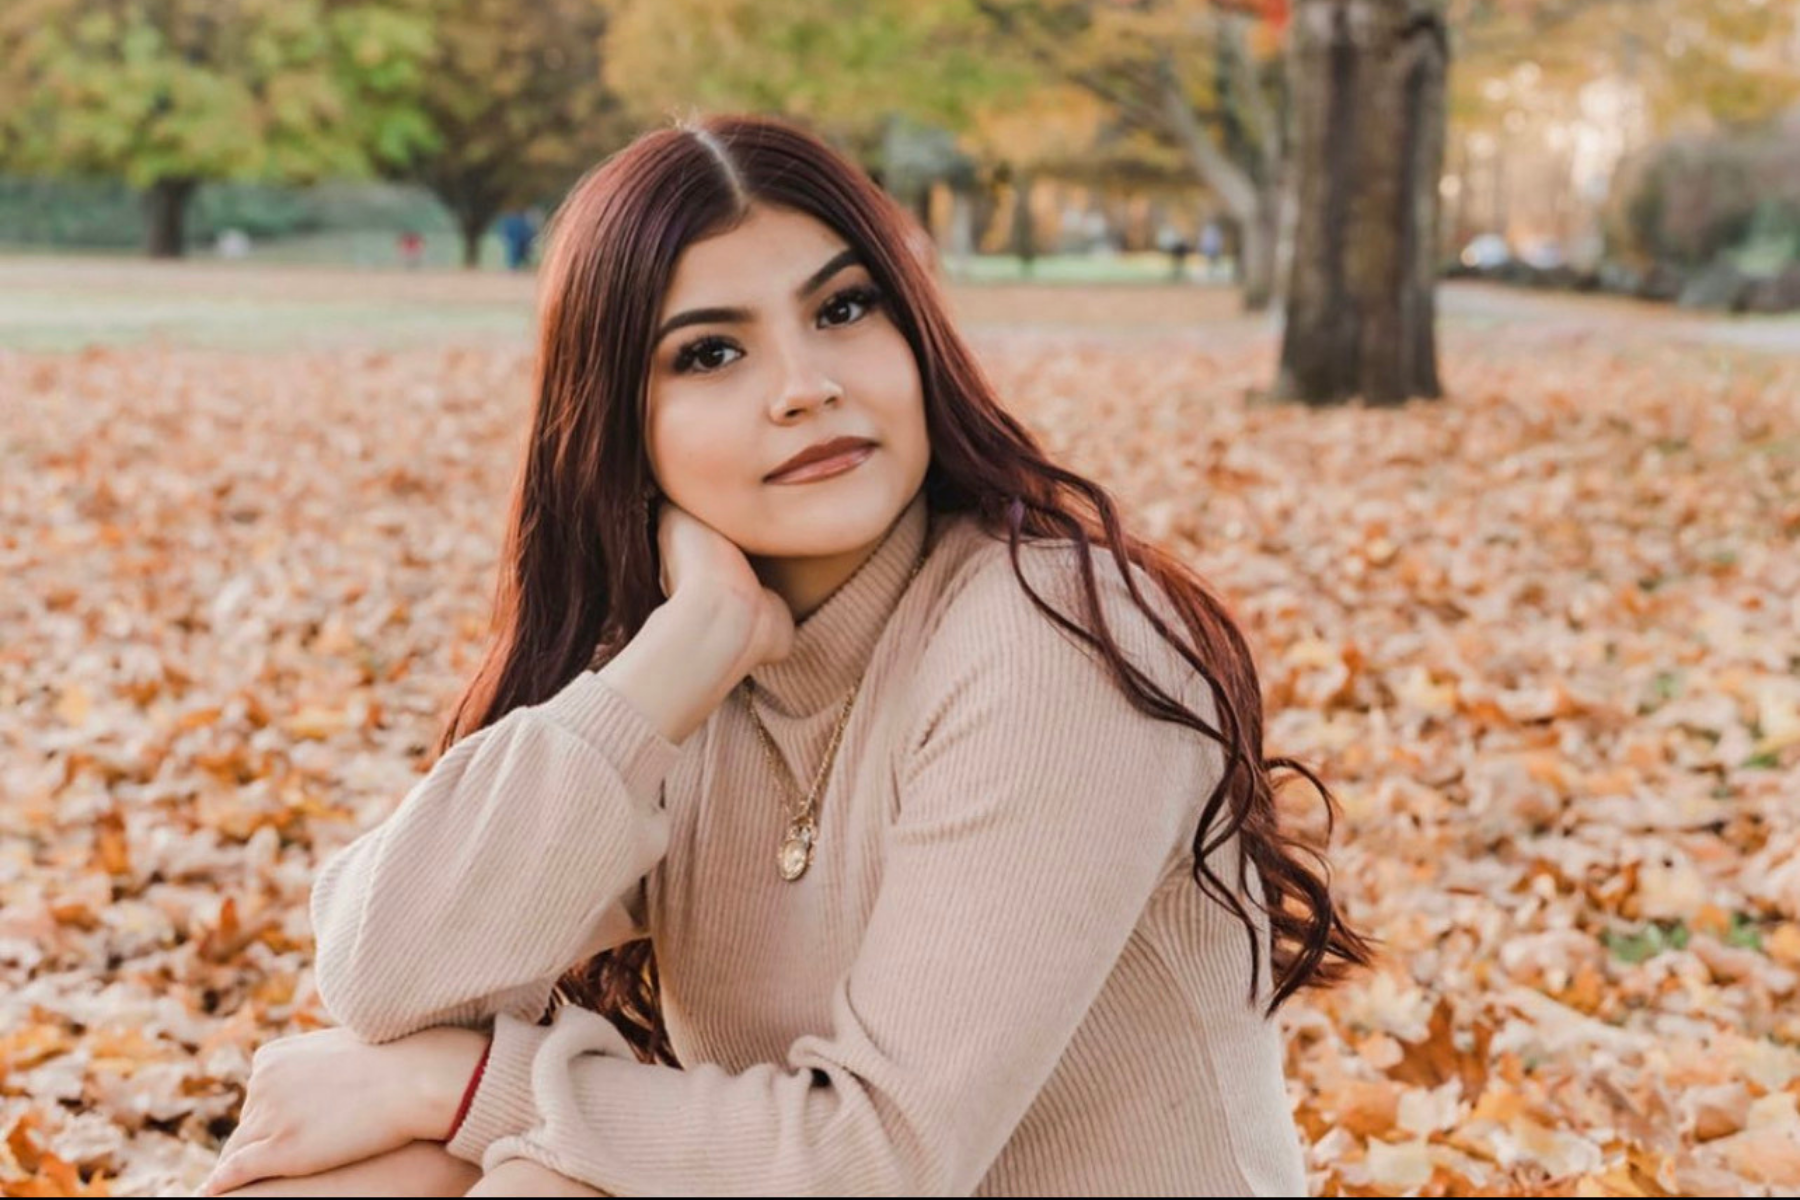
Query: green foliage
1603,913,1767,964
394,0,627,258
1725,912,1764,952
1602,919,1690,964
0,0,436,188
0,175,144,247
190,184,325,240
1732,199,1800,276
0,175,458,250
604,0,1035,160
1605,120,1800,270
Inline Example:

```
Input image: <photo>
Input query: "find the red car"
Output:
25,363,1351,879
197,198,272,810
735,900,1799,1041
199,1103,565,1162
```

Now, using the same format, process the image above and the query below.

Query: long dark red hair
437,113,1371,1066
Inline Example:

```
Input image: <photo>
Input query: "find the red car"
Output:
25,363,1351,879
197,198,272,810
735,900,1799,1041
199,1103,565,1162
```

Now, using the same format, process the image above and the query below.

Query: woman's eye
671,288,879,374
672,337,741,375
819,286,881,328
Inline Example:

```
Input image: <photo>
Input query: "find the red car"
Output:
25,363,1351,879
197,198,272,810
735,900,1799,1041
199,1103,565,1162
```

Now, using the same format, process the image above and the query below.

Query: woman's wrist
598,587,754,744
397,1026,494,1142
445,1037,492,1141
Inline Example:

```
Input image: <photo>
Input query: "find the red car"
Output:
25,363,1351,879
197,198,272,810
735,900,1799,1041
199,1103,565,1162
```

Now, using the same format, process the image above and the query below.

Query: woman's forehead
661,206,857,312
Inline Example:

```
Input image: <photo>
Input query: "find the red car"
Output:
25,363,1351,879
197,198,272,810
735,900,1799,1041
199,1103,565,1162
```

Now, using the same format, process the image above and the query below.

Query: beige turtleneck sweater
307,491,1307,1196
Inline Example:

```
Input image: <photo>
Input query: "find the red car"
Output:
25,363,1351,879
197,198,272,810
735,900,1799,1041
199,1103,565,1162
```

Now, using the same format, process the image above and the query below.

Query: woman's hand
197,1025,490,1196
590,496,788,741
593,500,794,745
654,501,794,673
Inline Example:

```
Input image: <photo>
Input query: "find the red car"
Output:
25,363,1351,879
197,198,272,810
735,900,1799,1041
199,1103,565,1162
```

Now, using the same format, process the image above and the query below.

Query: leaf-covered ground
2,271,1798,1196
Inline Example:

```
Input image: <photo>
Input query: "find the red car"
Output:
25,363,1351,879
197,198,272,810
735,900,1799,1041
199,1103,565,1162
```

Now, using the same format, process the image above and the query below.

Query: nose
766,339,842,422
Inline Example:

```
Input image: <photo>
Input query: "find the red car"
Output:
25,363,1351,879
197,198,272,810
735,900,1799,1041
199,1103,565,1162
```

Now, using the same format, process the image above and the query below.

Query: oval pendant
778,824,814,882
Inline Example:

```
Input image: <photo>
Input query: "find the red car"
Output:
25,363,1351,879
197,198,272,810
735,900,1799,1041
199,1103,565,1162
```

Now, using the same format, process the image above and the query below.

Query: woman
200,114,1370,1198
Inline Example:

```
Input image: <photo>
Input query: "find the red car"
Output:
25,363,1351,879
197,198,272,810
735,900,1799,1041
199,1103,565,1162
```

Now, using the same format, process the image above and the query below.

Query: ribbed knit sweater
307,491,1307,1196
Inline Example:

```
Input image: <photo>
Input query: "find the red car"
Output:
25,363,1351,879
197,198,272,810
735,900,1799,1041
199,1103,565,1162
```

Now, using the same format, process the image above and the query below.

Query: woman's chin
730,482,910,560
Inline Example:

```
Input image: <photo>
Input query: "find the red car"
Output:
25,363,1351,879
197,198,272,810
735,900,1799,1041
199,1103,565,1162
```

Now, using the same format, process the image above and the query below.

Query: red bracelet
445,1038,493,1142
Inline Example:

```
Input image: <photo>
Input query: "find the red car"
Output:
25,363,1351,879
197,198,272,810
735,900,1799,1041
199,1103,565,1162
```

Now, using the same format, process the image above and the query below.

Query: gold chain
739,529,930,881
741,677,856,881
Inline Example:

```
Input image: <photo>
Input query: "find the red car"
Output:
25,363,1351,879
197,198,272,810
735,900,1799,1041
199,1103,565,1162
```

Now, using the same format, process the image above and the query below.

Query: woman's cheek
653,394,747,497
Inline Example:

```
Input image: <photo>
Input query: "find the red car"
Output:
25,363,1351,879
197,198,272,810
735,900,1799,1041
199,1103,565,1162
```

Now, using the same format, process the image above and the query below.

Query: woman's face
643,203,930,562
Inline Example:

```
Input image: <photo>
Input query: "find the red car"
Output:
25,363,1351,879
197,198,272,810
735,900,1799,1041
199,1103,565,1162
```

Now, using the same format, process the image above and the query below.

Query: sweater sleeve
454,562,1221,1195
307,671,682,1045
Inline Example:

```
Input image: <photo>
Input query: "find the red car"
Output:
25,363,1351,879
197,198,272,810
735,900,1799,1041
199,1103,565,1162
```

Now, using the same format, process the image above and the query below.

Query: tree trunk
1156,58,1283,314
460,213,488,269
424,176,503,270
913,184,934,241
949,188,975,260
1276,0,1446,405
1275,155,1301,304
1010,171,1037,276
1242,190,1280,310
144,178,198,259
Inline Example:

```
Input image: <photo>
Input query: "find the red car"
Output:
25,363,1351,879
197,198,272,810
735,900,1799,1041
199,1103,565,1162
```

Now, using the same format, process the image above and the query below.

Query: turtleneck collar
746,490,931,717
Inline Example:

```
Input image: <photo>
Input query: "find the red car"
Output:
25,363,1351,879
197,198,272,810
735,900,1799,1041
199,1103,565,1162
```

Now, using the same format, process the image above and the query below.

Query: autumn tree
1275,0,1447,406
602,0,1024,168
399,0,628,268
607,0,1294,307
0,0,434,258
1451,0,1800,134
604,0,1056,282
968,0,1291,309
1443,0,1800,261
957,86,1198,265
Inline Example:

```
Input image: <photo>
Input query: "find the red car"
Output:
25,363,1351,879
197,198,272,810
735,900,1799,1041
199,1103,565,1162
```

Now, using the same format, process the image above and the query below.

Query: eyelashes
670,285,884,376
819,284,882,329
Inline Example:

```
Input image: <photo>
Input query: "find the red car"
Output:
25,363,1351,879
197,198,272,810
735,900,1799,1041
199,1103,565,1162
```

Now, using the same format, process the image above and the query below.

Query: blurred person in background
397,229,425,270
499,211,537,271
1200,218,1224,282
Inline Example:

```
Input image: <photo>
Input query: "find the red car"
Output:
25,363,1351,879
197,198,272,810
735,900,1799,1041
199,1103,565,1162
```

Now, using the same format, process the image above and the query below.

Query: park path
1437,280,1800,357
0,255,1794,358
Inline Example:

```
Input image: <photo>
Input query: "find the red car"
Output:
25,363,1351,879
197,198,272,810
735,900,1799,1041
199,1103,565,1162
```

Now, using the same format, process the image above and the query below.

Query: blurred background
1,0,1797,370
3,3,1800,1198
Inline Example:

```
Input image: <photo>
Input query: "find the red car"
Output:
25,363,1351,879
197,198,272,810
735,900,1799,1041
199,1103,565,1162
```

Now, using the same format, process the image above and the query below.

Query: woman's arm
308,588,750,1045
196,1026,493,1196
444,561,1226,1195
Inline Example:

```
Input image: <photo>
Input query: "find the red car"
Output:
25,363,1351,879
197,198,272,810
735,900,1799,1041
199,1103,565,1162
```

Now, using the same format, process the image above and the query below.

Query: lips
764,436,878,483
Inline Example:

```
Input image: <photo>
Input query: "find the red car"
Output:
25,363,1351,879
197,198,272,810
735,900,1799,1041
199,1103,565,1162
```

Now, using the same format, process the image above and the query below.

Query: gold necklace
739,529,930,882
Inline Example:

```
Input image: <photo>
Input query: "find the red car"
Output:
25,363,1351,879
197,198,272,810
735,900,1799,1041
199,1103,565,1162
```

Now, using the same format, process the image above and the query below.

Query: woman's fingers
199,1136,275,1196
211,1105,259,1160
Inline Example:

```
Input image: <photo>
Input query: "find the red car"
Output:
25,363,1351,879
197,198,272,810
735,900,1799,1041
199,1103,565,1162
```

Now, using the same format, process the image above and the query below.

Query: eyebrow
653,247,863,345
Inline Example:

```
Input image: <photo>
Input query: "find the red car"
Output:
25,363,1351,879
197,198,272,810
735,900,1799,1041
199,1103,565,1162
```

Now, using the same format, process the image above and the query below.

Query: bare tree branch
1156,51,1258,215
